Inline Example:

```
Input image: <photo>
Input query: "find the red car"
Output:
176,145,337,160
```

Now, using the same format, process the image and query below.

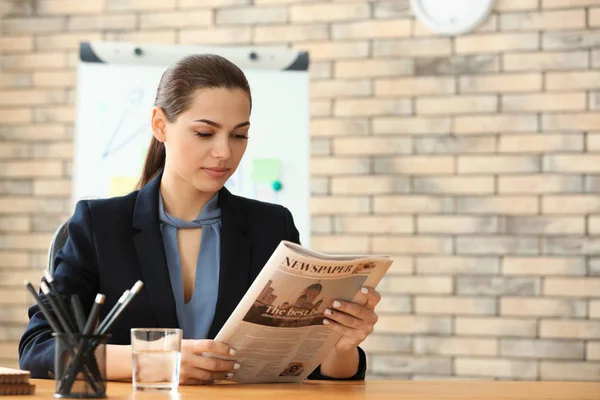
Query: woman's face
153,87,251,194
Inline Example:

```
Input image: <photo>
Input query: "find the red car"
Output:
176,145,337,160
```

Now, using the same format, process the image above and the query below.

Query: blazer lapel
207,187,251,339
132,172,178,329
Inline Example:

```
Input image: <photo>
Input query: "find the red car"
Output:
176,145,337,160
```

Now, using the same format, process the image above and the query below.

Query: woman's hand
323,287,381,352
179,340,239,385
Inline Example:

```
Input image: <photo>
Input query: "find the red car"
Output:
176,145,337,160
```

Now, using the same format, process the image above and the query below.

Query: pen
44,271,76,332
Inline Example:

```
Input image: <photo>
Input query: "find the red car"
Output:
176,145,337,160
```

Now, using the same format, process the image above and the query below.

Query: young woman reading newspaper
18,54,381,384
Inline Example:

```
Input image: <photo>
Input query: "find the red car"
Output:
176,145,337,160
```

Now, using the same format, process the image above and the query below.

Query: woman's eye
195,132,212,138
232,134,249,140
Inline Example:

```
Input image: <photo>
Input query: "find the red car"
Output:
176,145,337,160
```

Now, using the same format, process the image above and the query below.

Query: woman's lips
203,168,229,178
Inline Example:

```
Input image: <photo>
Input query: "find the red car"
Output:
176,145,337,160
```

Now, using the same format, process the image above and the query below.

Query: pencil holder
53,333,110,398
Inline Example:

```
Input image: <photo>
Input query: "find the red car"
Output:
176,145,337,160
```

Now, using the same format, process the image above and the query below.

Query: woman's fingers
361,287,382,309
180,369,233,385
180,340,240,385
185,339,236,357
181,350,238,372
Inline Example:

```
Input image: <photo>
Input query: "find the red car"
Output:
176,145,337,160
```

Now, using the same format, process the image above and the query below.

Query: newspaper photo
212,240,393,383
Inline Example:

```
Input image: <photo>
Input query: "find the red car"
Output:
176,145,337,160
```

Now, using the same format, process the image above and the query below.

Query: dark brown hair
137,54,252,188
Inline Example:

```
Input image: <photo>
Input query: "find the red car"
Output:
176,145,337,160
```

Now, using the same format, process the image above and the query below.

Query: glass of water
131,328,182,391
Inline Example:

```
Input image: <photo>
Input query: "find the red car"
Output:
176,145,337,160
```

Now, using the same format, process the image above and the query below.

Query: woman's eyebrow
194,119,250,129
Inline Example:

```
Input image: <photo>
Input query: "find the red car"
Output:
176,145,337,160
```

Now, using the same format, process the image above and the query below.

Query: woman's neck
160,171,215,222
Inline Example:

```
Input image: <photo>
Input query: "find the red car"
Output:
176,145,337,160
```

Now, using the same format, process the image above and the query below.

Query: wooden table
6,379,599,399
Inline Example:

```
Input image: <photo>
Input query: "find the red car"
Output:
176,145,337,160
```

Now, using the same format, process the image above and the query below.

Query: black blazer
18,172,366,380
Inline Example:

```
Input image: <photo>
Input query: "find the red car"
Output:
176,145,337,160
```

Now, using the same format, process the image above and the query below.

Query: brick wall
1,0,599,380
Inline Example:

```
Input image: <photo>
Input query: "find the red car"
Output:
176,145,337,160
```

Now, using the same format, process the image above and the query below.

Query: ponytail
137,137,165,189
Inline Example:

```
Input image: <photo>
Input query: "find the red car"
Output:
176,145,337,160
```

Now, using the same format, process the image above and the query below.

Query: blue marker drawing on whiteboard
102,88,149,158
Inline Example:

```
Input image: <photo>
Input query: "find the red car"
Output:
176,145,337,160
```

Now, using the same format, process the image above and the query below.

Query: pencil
83,294,105,335
23,281,63,334
95,290,129,335
71,294,86,333
40,282,73,335
44,271,76,332
98,281,143,335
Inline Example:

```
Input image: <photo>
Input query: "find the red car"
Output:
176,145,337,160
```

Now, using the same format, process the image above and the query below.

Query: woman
19,54,380,384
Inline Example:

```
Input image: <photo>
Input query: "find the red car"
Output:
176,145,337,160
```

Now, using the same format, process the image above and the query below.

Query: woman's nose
211,136,232,159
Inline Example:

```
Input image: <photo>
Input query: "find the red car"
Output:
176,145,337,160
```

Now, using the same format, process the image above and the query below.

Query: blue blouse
158,192,221,339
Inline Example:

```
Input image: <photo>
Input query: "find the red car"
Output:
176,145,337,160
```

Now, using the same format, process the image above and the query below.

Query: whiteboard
72,42,311,245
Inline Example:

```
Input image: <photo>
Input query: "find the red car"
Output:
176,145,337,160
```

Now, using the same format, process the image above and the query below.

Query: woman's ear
151,106,167,143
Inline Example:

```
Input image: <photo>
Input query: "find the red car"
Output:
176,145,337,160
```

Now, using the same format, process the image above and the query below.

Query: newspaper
212,240,393,383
